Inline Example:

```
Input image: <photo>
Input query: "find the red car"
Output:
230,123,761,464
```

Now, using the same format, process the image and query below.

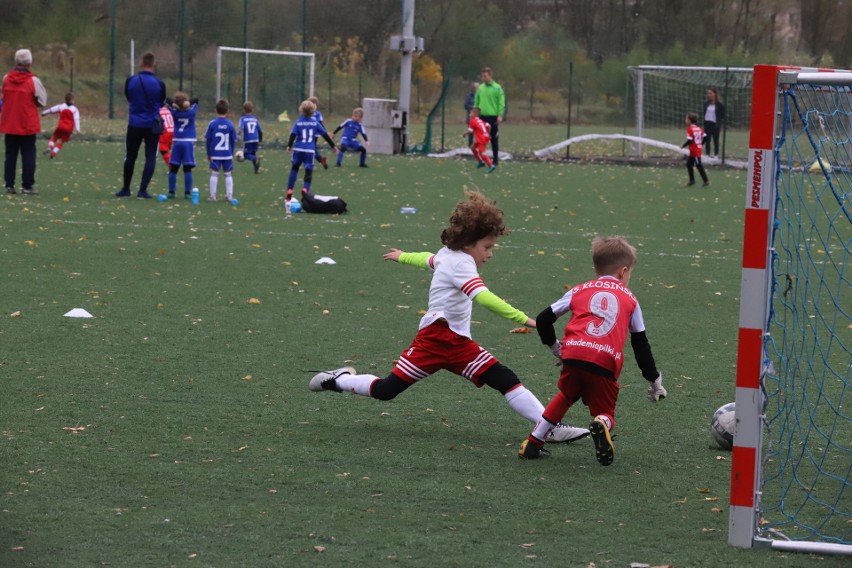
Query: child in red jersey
158,103,175,167
308,190,589,446
463,107,495,173
683,112,709,187
519,236,666,465
41,92,81,159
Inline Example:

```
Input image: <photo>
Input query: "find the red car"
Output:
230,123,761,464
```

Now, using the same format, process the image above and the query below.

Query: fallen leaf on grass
674,497,688,505
10,311,21,317
711,507,724,513
63,426,86,433
247,298,261,304
520,543,536,549
702,527,718,532
510,327,530,334
313,546,326,553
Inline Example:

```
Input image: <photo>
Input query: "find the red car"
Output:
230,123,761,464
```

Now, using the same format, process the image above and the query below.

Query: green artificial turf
0,137,844,567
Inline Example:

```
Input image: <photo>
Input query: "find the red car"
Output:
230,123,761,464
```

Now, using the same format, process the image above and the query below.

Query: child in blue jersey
168,91,199,199
238,101,262,174
334,108,369,168
205,99,238,202
286,99,337,208
308,96,329,170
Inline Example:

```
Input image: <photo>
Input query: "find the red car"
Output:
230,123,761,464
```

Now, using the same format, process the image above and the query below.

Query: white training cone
64,308,93,318
315,257,337,265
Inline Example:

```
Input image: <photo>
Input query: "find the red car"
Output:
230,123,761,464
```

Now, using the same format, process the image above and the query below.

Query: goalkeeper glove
549,342,563,365
646,374,667,403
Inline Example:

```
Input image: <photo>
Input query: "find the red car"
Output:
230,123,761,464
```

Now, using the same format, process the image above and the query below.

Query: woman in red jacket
1,49,47,195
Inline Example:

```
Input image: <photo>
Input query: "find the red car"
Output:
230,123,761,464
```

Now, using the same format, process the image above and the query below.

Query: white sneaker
546,423,591,443
308,367,356,392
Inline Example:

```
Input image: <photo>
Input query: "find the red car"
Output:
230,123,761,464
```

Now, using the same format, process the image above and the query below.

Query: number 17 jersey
552,275,645,379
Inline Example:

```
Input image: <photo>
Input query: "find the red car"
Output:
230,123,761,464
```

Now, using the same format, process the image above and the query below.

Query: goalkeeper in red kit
683,112,709,187
462,107,495,173
519,236,666,465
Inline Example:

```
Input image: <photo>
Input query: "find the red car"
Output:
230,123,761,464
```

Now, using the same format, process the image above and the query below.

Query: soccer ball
289,200,302,213
235,150,245,162
711,402,736,450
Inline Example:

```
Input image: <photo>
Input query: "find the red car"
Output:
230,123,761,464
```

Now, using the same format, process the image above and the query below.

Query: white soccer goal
730,64,851,555
215,46,315,112
628,65,753,160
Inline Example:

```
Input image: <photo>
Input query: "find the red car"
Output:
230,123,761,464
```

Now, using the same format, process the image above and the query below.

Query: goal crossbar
215,46,315,103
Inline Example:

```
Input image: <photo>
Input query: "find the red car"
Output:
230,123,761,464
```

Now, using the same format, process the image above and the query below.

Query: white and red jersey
416,247,488,339
160,105,175,135
686,123,705,157
467,116,491,144
43,103,80,133
158,105,175,152
552,276,646,379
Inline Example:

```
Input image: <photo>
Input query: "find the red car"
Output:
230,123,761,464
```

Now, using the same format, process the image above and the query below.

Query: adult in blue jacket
116,52,166,199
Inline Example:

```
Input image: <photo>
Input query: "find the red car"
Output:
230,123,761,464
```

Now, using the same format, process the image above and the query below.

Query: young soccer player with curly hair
309,190,589,444
518,236,666,464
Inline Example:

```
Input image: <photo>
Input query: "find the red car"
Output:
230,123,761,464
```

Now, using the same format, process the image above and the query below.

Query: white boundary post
634,68,644,156
215,46,315,103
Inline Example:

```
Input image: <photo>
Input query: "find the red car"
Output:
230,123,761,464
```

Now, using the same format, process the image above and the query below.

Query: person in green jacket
474,67,505,166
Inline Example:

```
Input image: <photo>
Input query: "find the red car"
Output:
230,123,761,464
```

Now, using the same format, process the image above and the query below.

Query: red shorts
51,128,72,143
393,320,497,386
159,132,174,153
557,365,620,419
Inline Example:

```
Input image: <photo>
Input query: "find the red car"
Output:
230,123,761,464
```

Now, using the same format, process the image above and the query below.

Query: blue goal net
759,72,851,548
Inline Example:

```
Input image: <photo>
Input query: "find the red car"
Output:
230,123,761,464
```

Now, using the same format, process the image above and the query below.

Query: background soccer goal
731,64,851,555
215,47,315,120
629,65,753,162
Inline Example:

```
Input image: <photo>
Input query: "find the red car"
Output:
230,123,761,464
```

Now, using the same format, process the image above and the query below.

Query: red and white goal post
730,64,851,555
